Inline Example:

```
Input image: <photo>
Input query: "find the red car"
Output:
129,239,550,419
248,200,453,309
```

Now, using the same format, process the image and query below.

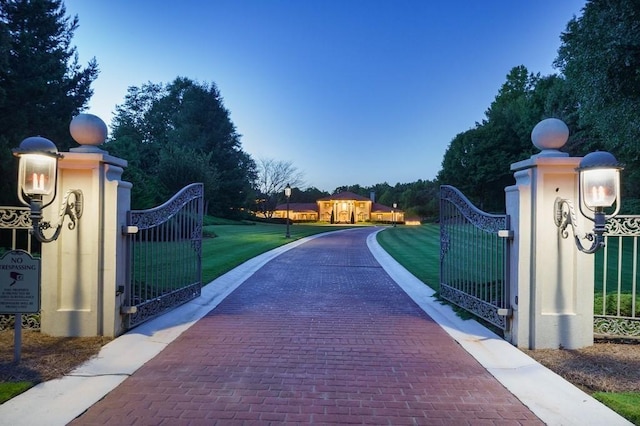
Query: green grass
596,236,639,294
594,236,639,317
594,293,640,317
376,224,440,290
592,392,640,425
0,381,32,404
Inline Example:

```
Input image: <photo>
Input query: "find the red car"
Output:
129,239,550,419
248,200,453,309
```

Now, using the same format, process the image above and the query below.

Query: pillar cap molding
58,151,128,168
511,155,581,172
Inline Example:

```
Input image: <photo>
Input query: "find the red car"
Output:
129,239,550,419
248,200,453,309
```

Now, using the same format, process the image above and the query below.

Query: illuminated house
274,191,404,223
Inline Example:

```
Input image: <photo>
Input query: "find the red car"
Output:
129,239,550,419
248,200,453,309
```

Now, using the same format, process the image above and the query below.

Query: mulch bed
523,340,640,393
0,330,111,383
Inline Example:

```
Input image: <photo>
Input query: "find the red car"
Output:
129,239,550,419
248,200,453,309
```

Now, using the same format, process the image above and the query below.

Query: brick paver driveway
71,227,541,425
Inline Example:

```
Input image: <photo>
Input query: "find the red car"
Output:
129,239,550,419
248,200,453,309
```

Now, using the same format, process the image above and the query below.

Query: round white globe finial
531,118,569,156
69,113,108,152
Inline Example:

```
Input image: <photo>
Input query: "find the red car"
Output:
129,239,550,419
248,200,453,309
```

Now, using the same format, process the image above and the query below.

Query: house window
359,203,364,208
377,214,382,220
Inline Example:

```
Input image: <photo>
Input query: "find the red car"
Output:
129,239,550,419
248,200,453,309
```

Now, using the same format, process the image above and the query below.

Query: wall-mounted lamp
13,136,83,243
554,151,623,254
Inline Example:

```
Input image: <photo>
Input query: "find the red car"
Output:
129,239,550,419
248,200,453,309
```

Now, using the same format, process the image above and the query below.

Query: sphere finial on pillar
531,118,569,157
69,113,108,153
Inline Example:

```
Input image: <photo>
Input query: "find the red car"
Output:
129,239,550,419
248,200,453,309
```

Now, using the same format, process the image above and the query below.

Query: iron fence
595,215,640,339
0,206,40,331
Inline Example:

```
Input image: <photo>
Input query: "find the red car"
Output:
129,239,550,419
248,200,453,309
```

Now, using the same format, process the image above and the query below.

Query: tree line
439,0,640,213
1,0,638,221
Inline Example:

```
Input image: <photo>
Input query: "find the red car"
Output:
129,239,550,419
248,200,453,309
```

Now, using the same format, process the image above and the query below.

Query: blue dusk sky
65,0,586,193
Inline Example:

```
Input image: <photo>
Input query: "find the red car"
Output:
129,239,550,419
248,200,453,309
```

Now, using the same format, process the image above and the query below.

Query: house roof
275,202,318,212
316,191,372,202
371,203,395,212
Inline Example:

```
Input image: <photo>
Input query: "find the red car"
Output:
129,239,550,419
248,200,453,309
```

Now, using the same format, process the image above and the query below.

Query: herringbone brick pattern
71,228,542,425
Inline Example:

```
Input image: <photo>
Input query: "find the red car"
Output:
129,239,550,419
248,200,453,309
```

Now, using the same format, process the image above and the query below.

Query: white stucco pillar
40,114,131,337
506,119,594,349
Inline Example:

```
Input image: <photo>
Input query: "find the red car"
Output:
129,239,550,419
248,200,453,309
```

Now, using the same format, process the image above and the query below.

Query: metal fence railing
0,206,40,331
595,215,640,339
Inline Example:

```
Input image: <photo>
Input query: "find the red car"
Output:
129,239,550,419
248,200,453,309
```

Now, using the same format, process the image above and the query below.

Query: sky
64,0,587,193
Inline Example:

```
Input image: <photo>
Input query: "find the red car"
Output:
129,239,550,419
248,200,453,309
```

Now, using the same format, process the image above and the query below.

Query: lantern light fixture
554,151,623,254
13,136,83,243
392,202,397,227
284,183,292,238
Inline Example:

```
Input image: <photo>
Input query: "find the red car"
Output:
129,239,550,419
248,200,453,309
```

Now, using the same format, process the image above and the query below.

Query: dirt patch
523,340,640,393
0,330,111,383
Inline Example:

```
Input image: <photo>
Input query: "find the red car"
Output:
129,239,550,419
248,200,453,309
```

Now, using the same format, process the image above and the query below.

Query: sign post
0,250,41,362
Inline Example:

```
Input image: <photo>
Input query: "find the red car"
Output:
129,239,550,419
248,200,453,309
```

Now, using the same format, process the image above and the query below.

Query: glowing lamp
555,150,623,254
13,136,82,243
13,136,61,207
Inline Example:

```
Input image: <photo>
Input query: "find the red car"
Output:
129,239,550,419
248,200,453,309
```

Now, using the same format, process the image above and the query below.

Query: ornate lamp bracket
30,189,83,243
554,197,605,254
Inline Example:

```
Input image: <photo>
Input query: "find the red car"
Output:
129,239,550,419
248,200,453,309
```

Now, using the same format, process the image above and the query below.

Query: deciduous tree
254,158,304,218
107,78,256,217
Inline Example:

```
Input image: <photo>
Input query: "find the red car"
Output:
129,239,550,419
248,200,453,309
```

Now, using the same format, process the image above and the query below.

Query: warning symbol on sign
10,271,24,286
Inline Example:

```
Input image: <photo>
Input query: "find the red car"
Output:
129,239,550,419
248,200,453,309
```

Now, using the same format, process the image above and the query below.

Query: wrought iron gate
124,183,204,329
439,185,511,331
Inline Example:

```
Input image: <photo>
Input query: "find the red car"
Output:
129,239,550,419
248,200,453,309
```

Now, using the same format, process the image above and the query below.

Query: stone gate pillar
40,114,131,337
505,119,595,349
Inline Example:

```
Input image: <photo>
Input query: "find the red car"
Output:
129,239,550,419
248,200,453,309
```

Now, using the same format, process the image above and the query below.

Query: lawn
593,392,640,425
375,223,440,290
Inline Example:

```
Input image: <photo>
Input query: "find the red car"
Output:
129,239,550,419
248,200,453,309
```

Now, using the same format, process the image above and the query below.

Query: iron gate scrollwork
439,185,511,331
124,183,204,329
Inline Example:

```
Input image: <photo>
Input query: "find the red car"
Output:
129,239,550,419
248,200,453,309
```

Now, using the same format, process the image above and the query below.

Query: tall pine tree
0,0,98,204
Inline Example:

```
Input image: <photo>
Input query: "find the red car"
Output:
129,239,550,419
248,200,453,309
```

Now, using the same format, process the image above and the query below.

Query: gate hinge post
121,306,137,314
497,308,512,317
122,225,139,235
498,229,514,239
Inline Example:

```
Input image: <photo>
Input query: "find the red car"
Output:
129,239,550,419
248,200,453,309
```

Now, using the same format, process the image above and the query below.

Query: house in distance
274,191,405,224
